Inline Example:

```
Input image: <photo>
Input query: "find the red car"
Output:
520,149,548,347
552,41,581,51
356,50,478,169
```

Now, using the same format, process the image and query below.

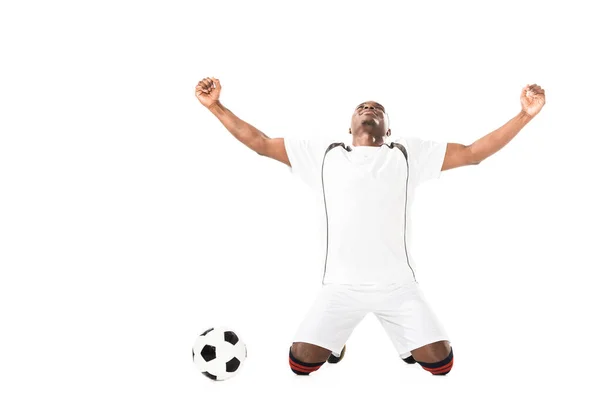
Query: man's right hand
194,76,290,167
196,77,221,109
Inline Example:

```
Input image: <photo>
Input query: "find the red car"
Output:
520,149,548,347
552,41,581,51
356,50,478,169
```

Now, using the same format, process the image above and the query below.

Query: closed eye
357,104,385,112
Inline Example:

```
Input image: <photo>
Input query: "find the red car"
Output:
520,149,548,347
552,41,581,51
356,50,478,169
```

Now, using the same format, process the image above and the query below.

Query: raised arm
195,77,290,167
441,84,546,171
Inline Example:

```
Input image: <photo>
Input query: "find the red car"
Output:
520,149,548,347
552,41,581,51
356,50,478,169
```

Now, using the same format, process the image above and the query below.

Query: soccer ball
192,327,247,381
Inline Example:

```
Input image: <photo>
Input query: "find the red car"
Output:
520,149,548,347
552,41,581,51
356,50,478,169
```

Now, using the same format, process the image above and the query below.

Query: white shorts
292,282,450,357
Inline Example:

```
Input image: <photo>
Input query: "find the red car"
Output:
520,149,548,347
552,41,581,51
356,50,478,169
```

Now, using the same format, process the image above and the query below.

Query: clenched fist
196,77,221,109
520,84,546,118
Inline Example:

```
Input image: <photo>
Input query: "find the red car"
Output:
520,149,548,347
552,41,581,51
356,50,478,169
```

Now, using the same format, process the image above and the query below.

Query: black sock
402,355,417,364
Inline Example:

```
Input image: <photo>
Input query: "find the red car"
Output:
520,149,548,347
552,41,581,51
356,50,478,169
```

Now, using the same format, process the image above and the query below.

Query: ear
348,128,352,134
386,129,391,137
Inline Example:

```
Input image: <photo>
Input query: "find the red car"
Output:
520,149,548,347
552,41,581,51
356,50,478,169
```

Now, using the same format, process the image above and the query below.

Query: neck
351,131,387,147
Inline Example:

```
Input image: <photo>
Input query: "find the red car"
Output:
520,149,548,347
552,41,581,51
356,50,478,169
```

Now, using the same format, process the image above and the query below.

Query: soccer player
195,77,545,376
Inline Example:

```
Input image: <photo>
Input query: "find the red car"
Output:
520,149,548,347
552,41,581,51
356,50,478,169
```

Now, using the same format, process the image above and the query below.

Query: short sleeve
394,137,447,186
283,136,336,190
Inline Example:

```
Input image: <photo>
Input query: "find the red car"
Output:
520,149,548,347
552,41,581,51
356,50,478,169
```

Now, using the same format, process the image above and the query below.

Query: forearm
469,110,534,163
208,101,269,153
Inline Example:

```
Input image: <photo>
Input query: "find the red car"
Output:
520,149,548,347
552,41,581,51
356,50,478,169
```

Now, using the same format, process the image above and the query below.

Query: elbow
467,146,483,165
253,138,267,157
255,143,268,157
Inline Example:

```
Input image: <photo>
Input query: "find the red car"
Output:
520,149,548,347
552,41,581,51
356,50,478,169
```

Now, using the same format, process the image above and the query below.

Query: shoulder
389,136,446,151
388,136,422,147
284,135,346,151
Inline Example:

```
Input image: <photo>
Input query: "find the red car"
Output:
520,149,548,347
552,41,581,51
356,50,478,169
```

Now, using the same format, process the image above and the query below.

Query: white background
1,0,599,399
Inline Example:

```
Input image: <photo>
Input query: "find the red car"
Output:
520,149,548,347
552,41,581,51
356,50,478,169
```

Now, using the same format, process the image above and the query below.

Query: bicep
442,143,476,171
256,137,291,167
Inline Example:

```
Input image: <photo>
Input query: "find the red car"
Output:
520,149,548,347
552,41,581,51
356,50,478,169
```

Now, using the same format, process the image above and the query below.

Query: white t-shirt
284,136,447,285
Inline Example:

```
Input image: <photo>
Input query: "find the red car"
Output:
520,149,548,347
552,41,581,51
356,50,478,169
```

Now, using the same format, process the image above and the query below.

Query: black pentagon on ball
200,327,214,336
224,331,239,345
226,357,241,372
200,345,216,362
202,371,218,380
192,348,195,361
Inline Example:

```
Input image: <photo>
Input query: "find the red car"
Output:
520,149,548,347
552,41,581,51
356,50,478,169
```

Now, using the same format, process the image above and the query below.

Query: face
350,101,390,136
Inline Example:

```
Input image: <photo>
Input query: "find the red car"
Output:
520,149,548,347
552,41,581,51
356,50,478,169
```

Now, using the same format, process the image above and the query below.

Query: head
349,101,391,143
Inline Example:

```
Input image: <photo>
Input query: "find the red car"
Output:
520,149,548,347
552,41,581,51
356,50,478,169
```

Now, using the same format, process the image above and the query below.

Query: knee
417,347,454,376
289,343,328,376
